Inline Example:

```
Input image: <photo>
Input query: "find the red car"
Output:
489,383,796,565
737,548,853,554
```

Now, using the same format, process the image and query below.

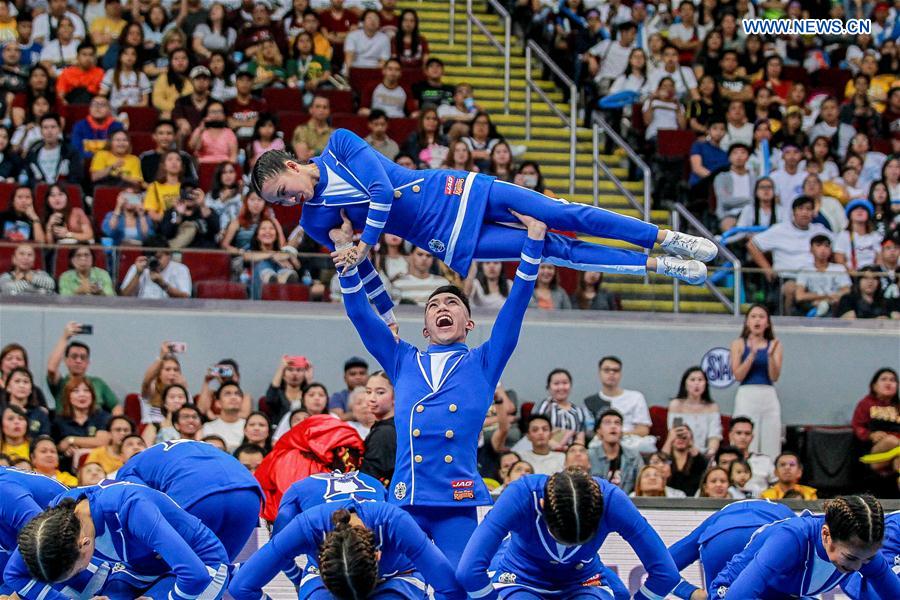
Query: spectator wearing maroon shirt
226,70,267,140
378,0,399,38
173,66,216,140
319,0,355,46
852,368,900,454
883,85,900,139
235,0,288,59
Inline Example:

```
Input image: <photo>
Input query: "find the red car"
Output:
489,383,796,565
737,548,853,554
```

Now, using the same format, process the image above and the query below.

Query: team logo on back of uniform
393,482,407,500
312,471,377,501
429,239,446,253
498,572,516,584
717,586,728,598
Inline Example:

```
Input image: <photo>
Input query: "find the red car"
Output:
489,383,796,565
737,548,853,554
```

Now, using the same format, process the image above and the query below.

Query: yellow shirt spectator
85,445,124,474
152,73,193,117
91,150,142,182
90,16,126,56
761,483,818,500
144,181,181,215
845,75,899,113
1,441,29,461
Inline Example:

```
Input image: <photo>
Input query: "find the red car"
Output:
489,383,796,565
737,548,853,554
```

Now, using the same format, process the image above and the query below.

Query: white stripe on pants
733,384,782,459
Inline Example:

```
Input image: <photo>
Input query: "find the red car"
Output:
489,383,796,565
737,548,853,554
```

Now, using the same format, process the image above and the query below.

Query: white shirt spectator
121,260,192,299
751,220,830,276
609,73,650,98
390,272,451,305
101,70,152,112
516,448,566,476
642,97,680,140
598,389,652,432
201,418,246,452
589,40,635,82
834,230,883,269
369,83,408,118
797,262,852,297
33,11,86,43
808,121,856,160
597,2,633,25
721,123,754,150
344,28,391,68
666,21,708,46
648,65,697,100
770,168,807,210
39,39,79,68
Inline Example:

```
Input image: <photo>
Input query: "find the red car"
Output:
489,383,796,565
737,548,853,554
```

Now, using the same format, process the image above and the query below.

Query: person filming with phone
101,186,155,246
120,248,192,298
46,321,121,415
160,186,220,249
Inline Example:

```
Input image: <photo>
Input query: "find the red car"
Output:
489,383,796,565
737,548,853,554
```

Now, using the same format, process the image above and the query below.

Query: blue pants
698,526,761,590
101,564,229,600
299,563,428,599
403,505,480,568
477,180,659,274
186,488,262,561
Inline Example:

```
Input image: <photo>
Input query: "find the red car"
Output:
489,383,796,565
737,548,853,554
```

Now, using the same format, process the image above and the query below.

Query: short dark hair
360,8,380,22
597,409,624,428
730,416,754,429
427,285,471,314
154,119,177,133
791,195,815,210
65,341,90,358
233,443,265,459
598,356,622,369
775,451,802,467
77,40,95,54
714,445,741,463
173,403,201,423
367,108,388,122
810,234,832,246
728,142,752,155
424,57,444,68
250,149,294,196
546,368,572,388
527,414,552,430
217,380,243,397
40,113,61,126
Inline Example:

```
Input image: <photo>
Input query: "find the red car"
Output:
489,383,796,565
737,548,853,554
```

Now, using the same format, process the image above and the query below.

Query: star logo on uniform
717,586,728,598
428,239,445,253
498,572,516,584
393,482,407,500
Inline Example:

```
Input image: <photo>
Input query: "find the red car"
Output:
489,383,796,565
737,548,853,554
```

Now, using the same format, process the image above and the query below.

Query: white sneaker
657,257,707,285
660,231,718,262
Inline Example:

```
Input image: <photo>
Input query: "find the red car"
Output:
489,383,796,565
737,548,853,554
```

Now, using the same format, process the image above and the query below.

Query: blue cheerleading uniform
228,499,466,599
0,467,66,578
457,475,682,600
667,499,795,598
115,439,263,560
337,236,544,566
3,480,230,600
843,511,900,600
296,128,658,322
708,512,900,599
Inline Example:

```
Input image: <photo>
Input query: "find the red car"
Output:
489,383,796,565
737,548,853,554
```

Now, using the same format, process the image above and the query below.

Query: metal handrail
671,204,743,316
524,40,577,194
591,120,651,223
465,0,511,114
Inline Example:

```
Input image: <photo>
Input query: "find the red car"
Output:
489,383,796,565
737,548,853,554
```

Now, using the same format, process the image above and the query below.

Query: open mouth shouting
436,314,454,328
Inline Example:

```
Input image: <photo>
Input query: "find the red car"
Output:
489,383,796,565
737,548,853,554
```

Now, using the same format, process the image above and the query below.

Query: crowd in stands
1,309,897,499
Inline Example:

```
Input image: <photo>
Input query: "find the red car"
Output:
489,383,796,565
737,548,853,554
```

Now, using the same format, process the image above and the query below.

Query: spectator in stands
586,21,637,104
563,443,591,473
172,66,216,140
882,157,900,204
769,143,806,210
714,143,756,231
666,424,707,497
0,42,27,96
226,72,265,142
726,416,775,491
442,140,476,172
642,76,685,146
246,115,283,170
102,186,155,246
648,44,698,103
58,245,114,297
291,94,332,162
794,234,851,317
85,415,132,474
492,460,534,498
0,244,54,295
142,383,189,444
688,119,729,200
241,411,272,454
698,466,730,498
693,29,723,81
534,369,588,450
161,187,220,249
801,174,846,233
234,444,264,472
838,264,898,318
103,22,149,72
363,110,399,160
201,380,246,452
191,3,237,61
299,11,332,61
589,409,643,494
852,366,899,455
390,246,450,305
516,415,565,476
571,271,615,311
345,388,372,439
70,95,124,160
34,0,85,45
24,114,84,186
878,234,899,296
222,192,281,252
1,405,31,461
120,249,192,298
0,185,44,242
188,100,238,165
172,404,204,441
848,133,887,192
139,120,198,184
38,16,79,77
286,32,331,102
359,58,409,118
1,367,50,437
30,435,77,486
342,9,391,73
55,42,104,105
100,45,151,111
809,97,856,161
437,83,479,128
246,36,289,89
16,14,40,68
46,323,118,413
394,8,428,68
720,99,753,150
532,263,571,310
727,459,757,498
52,376,112,459
631,465,666,497
202,435,227,452
151,47,192,119
204,163,243,237
359,371,396,486
835,200,882,270
144,150,191,222
0,126,23,181
14,95,54,155
761,451,817,499
89,129,143,188
329,357,368,419
411,57,454,108
401,106,448,168
243,217,298,298
667,366,721,458
78,462,106,485
487,141,514,182
584,356,655,453
90,0,126,57
462,111,502,169
841,74,881,140
804,136,840,183
749,88,781,127
687,74,724,136
772,107,808,152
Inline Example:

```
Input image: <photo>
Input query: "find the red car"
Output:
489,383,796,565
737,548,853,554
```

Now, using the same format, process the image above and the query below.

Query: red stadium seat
261,282,310,301
124,393,143,427
63,104,90,134
782,66,810,86
657,130,697,158
331,113,369,137
720,414,731,442
195,280,248,299
0,242,44,271
388,117,417,144
812,67,851,98
129,131,155,155
53,247,108,278
278,112,310,140
649,405,668,448
0,182,15,210
262,87,303,111
179,250,231,283
121,106,160,132
34,183,83,216
401,67,424,87
198,162,242,191
318,88,354,113
92,186,125,231
349,68,383,93
116,247,144,285
270,203,299,231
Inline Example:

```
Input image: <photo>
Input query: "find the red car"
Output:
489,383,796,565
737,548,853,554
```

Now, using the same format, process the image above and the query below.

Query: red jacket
851,393,900,442
254,414,365,521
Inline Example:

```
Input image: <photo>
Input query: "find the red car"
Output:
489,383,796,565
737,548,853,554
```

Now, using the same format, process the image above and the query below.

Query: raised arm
480,212,546,384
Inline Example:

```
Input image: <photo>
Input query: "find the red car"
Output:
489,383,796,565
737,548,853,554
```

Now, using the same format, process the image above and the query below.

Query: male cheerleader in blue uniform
5,479,231,600
228,497,465,599
0,467,66,579
456,468,694,600
251,129,716,324
115,438,263,560
666,499,795,599
844,511,899,599
328,209,544,567
708,495,900,599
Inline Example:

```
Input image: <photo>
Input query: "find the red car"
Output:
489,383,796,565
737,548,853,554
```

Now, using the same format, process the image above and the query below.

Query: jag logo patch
581,573,601,587
393,482,407,500
451,479,474,488
444,176,465,195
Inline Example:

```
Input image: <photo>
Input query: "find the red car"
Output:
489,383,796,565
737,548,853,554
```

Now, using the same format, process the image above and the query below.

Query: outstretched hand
509,210,547,240
329,210,365,273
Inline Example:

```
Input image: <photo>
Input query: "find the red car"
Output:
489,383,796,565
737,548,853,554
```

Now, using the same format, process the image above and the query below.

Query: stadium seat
199,162,243,191
0,242,44,271
348,68,383,94
124,393,143,428
129,131,155,155
270,203,299,231
277,112,310,140
657,130,697,159
0,182,16,210
92,186,125,231
116,247,144,285
332,114,369,137
782,66,810,86
258,396,271,418
195,280,248,299
63,104,90,134
318,88,354,113
401,67,424,87
53,247,108,278
649,405,668,448
812,67,851,97
179,250,231,283
34,183,83,215
388,118,417,145
261,282,310,301
121,106,160,132
262,87,303,110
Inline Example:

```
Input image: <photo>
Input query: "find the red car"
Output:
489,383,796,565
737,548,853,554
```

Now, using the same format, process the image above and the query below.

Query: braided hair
824,495,885,547
17,499,83,582
543,467,604,546
318,509,379,599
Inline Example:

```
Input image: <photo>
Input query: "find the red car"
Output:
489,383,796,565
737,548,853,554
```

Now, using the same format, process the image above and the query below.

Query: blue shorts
100,562,229,600
491,568,615,599
298,563,429,599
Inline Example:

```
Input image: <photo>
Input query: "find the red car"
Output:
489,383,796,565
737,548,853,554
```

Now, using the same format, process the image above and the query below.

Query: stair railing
590,120,651,223
524,40,577,194
463,0,511,114
671,203,743,316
